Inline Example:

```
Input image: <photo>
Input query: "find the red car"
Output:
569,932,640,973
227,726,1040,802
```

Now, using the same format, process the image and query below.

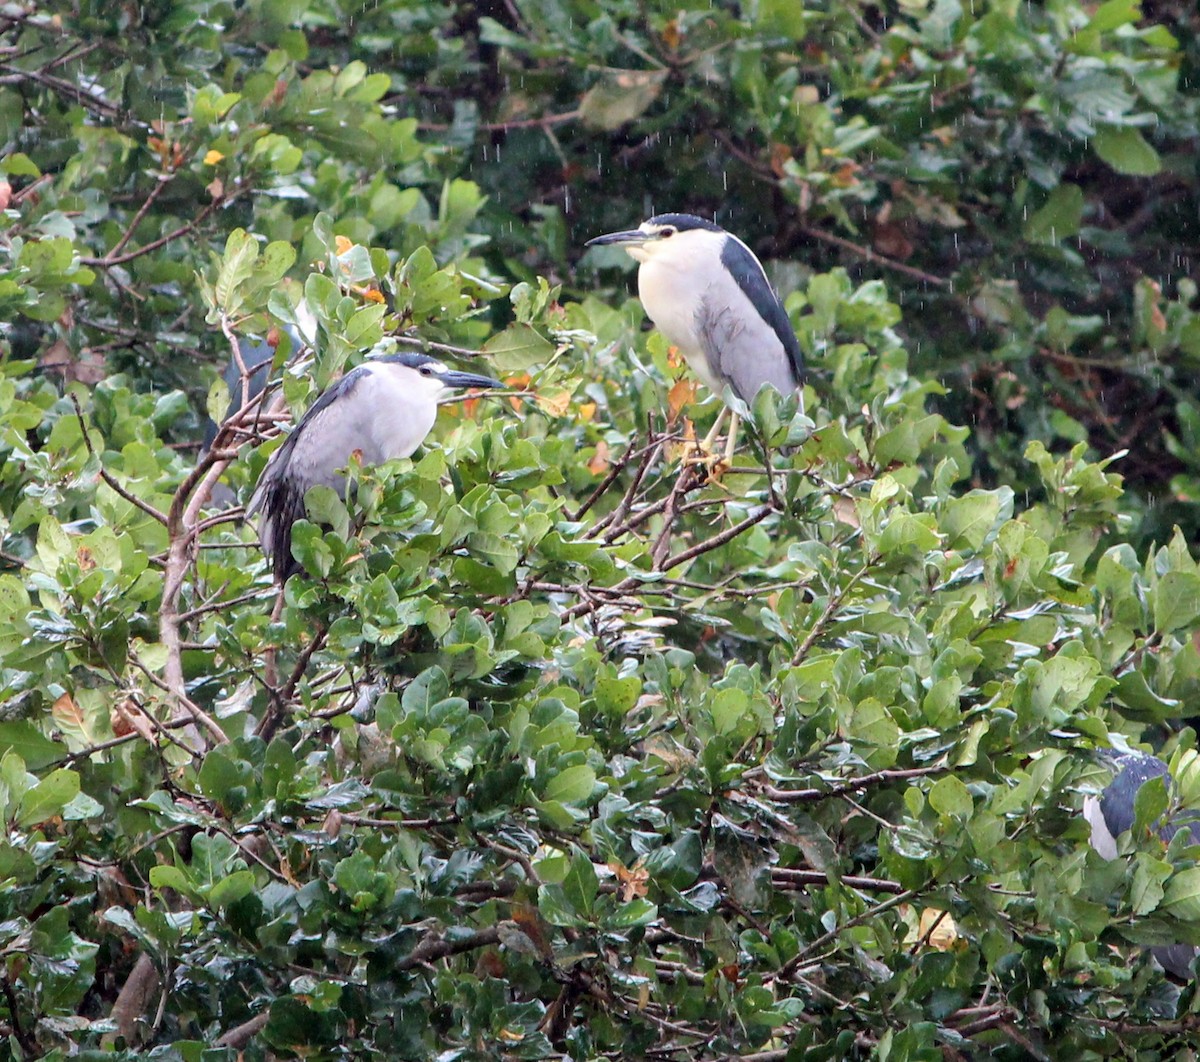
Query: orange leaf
334,234,354,256
610,860,650,901
52,692,85,732
666,345,684,370
769,142,793,179
76,545,96,572
587,439,610,476
361,288,386,304
505,372,530,412
667,377,697,424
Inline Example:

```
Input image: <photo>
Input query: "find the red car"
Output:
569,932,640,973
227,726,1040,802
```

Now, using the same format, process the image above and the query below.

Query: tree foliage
1,0,1200,1058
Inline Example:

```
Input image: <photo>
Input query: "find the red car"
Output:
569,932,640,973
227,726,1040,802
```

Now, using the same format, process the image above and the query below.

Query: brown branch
660,503,776,570
776,886,922,979
417,108,580,133
81,192,237,268
0,60,121,121
589,434,667,540
789,560,871,666
758,764,946,803
0,972,35,1056
799,225,951,289
106,174,173,260
568,433,639,522
71,395,168,526
771,868,906,894
256,625,329,741
106,953,161,1046
650,463,699,568
215,1012,269,1049
394,926,501,972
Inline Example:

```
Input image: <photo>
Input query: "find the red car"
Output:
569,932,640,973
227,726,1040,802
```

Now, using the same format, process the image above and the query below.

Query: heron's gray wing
719,237,804,387
693,240,803,406
247,368,370,580
1098,752,1171,838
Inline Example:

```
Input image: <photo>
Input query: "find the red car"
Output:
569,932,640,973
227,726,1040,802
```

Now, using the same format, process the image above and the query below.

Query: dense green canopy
1,0,1200,1058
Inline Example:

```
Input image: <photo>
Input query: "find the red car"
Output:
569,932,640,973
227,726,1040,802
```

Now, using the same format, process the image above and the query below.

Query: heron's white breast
356,362,439,462
635,231,729,394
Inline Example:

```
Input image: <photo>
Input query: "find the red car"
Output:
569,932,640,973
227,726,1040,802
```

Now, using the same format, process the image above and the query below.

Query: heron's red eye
661,227,676,238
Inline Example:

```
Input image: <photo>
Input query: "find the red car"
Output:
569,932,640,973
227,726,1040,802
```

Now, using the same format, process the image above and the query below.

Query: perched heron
1084,749,1200,978
586,213,804,465
247,352,501,582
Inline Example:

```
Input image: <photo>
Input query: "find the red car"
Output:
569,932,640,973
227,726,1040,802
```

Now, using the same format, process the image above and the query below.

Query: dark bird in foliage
202,335,277,453
1085,749,1200,978
587,213,804,463
247,352,501,583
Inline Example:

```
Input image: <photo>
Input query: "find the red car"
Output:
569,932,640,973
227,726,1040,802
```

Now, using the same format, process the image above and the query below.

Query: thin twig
759,764,946,803
800,225,951,289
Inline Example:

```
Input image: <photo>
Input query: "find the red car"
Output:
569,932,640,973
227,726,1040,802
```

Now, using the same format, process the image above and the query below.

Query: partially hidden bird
587,212,804,465
247,352,501,583
1085,749,1200,978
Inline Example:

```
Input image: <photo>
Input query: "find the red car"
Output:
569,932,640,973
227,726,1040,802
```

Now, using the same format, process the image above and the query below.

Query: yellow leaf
918,907,960,951
203,149,224,165
578,402,596,423
535,388,571,418
334,234,354,255
361,288,386,304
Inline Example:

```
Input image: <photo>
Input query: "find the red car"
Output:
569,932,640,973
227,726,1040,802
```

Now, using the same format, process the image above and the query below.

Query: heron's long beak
440,369,504,391
586,229,648,247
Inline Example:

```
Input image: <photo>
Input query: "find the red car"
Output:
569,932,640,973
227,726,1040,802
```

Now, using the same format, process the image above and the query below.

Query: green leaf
1087,0,1141,32
579,69,666,130
941,489,1008,550
14,767,80,828
1093,126,1161,177
1163,867,1200,921
1024,183,1085,245
403,667,450,714
2,153,40,177
594,676,640,717
0,723,64,770
543,764,596,804
928,775,973,820
209,870,257,909
1154,572,1200,633
561,853,598,916
482,323,555,371
1132,774,1169,834
1132,851,1170,916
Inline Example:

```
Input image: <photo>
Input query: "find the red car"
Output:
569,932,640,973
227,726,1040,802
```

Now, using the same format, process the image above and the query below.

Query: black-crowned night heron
586,212,804,464
247,352,501,582
1084,749,1200,978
